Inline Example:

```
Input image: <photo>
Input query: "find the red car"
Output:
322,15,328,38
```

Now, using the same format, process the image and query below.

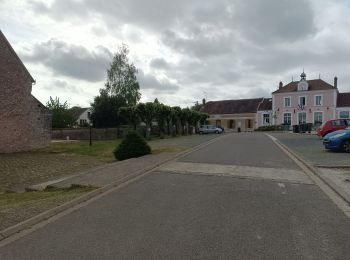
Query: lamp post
89,122,92,146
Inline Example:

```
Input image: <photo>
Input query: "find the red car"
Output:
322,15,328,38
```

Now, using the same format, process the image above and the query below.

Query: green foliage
255,125,284,131
46,96,75,128
105,44,141,106
90,90,125,128
113,131,151,160
119,106,139,130
136,102,156,139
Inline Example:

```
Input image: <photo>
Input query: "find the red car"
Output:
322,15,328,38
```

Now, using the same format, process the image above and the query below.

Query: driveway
1,133,350,259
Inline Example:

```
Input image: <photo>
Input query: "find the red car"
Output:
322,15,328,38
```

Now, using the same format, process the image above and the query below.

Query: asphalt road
1,133,350,259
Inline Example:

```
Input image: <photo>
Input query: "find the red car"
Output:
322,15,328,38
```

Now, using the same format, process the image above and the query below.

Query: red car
318,119,350,137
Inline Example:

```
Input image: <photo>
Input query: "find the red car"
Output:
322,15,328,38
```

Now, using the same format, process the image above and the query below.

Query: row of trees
90,44,208,138
119,100,208,139
46,44,209,134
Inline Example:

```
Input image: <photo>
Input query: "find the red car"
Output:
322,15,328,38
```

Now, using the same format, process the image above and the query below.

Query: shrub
113,131,151,160
255,125,285,131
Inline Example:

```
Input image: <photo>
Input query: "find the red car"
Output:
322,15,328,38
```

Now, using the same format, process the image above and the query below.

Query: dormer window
297,71,309,91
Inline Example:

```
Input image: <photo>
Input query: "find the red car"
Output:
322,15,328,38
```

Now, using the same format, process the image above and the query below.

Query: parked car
323,127,350,152
317,119,350,137
198,125,223,134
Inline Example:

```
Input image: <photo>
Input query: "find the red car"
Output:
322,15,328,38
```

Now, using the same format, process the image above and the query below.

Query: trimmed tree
136,102,156,139
113,131,151,160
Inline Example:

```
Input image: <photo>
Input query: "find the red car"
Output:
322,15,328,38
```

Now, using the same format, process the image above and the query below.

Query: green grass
0,185,96,207
42,140,122,162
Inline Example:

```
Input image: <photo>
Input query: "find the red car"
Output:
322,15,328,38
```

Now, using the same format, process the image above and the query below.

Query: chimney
334,76,338,88
202,98,206,105
279,81,283,89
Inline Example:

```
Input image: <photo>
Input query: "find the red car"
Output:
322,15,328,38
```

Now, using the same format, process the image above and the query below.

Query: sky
1,0,350,108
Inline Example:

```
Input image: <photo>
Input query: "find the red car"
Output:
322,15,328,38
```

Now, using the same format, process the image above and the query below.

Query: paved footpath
1,133,350,259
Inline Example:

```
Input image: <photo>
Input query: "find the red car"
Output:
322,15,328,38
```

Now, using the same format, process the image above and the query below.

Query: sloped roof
257,98,272,111
337,92,350,107
272,79,334,94
0,30,35,83
202,98,264,114
69,107,90,119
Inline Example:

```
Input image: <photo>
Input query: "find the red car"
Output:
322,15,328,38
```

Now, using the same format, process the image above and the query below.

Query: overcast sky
2,0,350,107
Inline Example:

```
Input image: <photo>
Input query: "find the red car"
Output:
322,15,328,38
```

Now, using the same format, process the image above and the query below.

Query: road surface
1,133,349,259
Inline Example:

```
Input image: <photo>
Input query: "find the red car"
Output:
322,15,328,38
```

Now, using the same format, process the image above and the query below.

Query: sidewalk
29,153,175,190
29,134,220,190
269,132,350,205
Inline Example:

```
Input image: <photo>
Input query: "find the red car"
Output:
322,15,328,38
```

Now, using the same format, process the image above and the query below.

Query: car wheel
199,131,203,135
342,139,350,153
215,130,219,134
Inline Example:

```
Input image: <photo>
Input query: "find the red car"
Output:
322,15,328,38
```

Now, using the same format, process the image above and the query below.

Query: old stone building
0,30,51,153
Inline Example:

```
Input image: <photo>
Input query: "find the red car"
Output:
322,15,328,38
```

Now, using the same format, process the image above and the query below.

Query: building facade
272,72,349,129
202,98,271,131
70,107,92,127
0,30,51,153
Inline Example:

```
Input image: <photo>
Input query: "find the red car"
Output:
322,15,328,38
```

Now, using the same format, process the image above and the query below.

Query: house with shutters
0,30,51,153
272,72,350,129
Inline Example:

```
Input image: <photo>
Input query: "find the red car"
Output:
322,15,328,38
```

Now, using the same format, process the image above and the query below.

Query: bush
113,131,151,160
255,125,285,131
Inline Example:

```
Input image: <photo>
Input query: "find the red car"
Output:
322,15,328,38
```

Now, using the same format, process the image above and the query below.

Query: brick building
0,30,51,153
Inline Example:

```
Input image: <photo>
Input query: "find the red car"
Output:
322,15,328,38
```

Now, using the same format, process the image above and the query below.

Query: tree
119,106,139,130
90,89,125,128
180,108,192,135
105,44,141,106
154,102,167,138
171,106,182,136
46,96,75,128
136,102,156,139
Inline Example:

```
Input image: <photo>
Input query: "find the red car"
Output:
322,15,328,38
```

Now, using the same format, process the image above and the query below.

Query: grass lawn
45,139,122,162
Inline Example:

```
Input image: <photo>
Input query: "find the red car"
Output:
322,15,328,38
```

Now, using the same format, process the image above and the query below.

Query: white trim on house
283,112,292,125
314,94,323,106
313,111,324,124
298,95,307,107
283,96,291,107
262,113,271,125
297,111,307,124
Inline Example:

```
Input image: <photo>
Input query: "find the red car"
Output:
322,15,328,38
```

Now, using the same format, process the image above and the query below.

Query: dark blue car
323,127,350,152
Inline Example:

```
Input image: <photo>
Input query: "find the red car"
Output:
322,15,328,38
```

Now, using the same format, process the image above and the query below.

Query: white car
198,125,223,134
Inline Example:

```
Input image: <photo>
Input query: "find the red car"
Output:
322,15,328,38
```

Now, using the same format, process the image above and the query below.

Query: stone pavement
29,153,176,190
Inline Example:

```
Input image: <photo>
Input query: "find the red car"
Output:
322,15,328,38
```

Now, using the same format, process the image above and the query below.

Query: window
87,112,91,118
315,95,322,106
299,96,306,107
339,111,349,119
332,120,342,126
314,112,323,124
283,113,291,125
263,114,270,125
298,112,306,124
284,97,291,107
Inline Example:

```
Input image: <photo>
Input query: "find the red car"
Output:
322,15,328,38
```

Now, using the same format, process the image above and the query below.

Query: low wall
52,126,150,140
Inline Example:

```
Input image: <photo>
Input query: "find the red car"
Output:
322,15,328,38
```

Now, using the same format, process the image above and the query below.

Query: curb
266,134,350,206
0,134,226,242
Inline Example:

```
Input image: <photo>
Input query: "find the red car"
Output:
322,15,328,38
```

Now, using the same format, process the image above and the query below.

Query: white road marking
278,183,286,188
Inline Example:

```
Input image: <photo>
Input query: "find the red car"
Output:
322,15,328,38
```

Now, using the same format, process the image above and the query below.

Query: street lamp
89,122,93,146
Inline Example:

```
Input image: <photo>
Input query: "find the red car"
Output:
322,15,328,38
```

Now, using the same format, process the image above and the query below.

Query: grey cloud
22,39,112,82
161,29,235,58
232,0,316,43
138,70,179,93
149,58,170,70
